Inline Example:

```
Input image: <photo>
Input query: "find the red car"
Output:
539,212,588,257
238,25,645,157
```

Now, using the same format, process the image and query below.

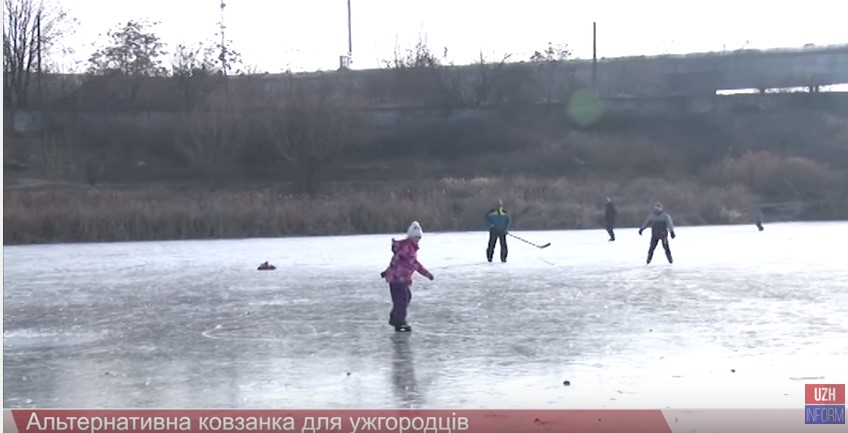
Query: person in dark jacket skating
485,199,511,262
639,202,676,264
604,197,617,241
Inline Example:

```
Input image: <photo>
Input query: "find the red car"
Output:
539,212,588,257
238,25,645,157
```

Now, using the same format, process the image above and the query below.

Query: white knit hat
406,221,423,239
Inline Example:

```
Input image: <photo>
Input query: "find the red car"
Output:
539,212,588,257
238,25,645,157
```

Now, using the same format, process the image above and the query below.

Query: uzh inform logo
805,384,845,424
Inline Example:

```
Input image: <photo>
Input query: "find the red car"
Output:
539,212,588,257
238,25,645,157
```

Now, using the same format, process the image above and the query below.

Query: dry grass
3,177,760,245
708,151,842,199
9,114,847,245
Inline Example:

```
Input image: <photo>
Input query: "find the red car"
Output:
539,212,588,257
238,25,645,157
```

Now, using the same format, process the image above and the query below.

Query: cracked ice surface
3,222,848,409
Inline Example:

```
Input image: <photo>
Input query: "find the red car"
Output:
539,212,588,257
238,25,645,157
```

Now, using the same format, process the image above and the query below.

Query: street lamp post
340,0,353,69
347,0,352,58
592,21,597,92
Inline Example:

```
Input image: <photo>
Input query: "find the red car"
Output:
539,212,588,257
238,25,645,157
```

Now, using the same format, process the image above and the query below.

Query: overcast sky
54,0,848,73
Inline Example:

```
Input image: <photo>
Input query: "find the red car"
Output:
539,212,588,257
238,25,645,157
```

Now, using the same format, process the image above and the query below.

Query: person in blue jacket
485,199,511,262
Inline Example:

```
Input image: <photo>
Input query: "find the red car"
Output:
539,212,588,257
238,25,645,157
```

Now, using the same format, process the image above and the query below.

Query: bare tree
382,35,445,69
466,52,524,107
83,20,168,110
172,41,242,110
172,43,219,77
172,43,217,111
88,20,168,76
381,34,463,109
263,75,360,196
3,0,75,109
239,64,264,75
530,42,571,63
530,42,574,108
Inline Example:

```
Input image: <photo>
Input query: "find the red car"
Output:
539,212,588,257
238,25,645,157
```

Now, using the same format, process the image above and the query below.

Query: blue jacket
486,207,511,232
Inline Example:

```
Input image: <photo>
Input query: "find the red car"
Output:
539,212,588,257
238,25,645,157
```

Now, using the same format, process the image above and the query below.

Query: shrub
709,151,841,199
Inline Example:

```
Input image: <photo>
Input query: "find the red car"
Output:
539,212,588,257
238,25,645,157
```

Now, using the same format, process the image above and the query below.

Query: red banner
4,408,846,433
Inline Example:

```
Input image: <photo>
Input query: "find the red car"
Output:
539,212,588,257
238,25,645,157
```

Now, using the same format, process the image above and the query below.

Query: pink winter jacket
384,238,432,286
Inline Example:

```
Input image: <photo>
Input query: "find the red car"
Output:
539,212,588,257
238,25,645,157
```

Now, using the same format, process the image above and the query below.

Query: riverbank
1,176,800,245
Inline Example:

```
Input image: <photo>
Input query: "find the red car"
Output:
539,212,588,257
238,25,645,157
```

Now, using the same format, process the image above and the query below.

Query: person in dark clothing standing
639,202,676,264
485,199,511,262
604,197,617,241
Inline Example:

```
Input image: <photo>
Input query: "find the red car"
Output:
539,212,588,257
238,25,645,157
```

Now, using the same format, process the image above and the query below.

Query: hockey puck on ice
562,380,571,386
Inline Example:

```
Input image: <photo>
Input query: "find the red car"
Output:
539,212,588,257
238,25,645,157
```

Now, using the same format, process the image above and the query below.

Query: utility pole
592,21,597,92
347,0,352,58
340,0,352,69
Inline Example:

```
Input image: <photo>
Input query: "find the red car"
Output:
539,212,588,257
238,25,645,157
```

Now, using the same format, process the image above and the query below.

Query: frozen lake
3,222,848,409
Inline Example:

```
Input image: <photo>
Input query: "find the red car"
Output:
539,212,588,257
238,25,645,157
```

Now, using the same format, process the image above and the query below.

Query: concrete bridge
584,44,848,96
273,44,848,105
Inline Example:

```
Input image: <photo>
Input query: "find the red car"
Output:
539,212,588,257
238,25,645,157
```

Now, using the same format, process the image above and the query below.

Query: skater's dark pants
647,234,672,263
605,222,615,240
389,283,412,327
487,228,508,261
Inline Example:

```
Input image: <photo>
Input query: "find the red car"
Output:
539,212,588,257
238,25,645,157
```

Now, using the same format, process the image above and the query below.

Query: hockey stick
507,232,551,249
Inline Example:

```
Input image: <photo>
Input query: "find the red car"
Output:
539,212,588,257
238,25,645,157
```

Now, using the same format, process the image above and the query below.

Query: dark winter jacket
605,202,617,224
640,210,675,238
485,207,511,232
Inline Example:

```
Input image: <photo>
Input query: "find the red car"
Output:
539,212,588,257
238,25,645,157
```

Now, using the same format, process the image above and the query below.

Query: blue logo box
805,404,846,424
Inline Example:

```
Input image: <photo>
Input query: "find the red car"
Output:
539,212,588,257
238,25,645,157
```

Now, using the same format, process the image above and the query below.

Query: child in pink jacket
379,239,400,279
382,221,433,332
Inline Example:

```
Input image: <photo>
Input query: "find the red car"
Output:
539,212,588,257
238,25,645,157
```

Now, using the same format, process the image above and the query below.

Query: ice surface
3,222,848,409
